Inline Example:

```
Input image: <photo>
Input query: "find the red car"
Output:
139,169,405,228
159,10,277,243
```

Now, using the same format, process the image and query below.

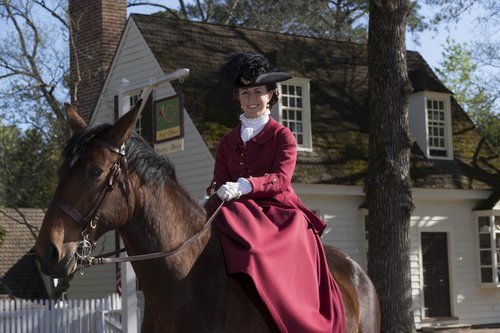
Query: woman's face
238,85,274,118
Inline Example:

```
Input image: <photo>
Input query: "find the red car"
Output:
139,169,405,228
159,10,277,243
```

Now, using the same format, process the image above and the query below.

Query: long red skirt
215,198,346,333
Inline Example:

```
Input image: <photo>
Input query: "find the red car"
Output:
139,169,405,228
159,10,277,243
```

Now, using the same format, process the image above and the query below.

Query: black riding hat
219,52,292,88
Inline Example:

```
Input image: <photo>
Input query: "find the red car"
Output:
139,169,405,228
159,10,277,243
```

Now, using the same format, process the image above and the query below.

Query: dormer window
273,78,312,152
409,92,453,160
427,98,448,157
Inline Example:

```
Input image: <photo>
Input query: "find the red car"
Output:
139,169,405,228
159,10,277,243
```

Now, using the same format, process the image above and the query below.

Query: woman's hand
217,178,252,201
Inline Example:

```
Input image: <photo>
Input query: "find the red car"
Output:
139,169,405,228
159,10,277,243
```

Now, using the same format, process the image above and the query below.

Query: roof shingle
131,15,499,191
0,208,48,299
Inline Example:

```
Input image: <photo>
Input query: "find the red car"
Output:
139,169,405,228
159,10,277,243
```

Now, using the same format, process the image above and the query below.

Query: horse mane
63,124,177,186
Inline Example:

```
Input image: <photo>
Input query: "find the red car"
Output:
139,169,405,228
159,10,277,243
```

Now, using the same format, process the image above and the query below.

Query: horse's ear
109,98,143,145
65,103,87,135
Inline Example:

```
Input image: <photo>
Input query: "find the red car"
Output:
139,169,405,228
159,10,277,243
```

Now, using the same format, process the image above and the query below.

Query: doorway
421,232,451,318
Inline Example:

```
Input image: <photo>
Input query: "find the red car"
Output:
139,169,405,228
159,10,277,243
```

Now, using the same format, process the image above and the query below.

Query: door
421,232,451,318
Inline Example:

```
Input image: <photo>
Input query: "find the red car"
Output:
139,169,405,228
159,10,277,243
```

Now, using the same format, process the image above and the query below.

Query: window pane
495,216,500,231
297,123,303,133
290,98,296,107
297,134,303,145
290,86,295,95
439,101,444,109
433,100,438,109
297,111,302,121
480,250,492,265
297,98,302,108
479,216,490,232
289,122,295,131
481,267,493,283
480,234,491,248
282,85,288,94
297,86,302,96
289,110,295,120
427,100,432,109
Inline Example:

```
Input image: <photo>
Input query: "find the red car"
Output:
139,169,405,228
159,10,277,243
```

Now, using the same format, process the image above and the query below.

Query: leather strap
83,199,225,266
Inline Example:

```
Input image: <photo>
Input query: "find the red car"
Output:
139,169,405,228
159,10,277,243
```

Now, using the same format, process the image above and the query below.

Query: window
475,212,500,285
427,98,448,157
115,90,153,144
129,93,143,136
408,92,453,160
425,94,452,159
276,78,312,151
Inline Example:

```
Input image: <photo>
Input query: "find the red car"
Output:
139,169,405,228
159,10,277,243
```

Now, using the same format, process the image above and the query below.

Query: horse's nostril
48,243,59,261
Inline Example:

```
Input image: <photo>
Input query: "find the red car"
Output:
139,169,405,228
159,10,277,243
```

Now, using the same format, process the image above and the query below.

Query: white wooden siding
296,185,500,328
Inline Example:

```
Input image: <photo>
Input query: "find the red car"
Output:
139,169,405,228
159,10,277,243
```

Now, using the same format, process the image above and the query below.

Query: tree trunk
366,0,415,332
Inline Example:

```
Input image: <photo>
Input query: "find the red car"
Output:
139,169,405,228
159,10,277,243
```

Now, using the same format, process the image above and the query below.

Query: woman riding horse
206,52,345,333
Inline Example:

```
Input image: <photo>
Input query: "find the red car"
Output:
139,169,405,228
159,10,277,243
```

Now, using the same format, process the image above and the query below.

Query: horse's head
35,100,144,277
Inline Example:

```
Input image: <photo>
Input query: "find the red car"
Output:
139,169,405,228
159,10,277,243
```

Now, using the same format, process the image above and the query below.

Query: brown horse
35,100,380,333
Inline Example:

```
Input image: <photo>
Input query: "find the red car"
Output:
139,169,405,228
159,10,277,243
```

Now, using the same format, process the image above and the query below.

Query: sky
406,4,481,71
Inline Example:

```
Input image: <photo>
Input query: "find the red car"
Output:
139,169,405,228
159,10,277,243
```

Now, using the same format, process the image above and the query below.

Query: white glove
217,178,253,201
217,182,241,201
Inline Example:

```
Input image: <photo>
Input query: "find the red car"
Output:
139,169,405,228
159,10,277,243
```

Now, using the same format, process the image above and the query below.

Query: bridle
50,138,223,274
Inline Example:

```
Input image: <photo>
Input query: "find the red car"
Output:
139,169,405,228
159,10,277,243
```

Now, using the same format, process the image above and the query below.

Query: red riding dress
208,117,346,333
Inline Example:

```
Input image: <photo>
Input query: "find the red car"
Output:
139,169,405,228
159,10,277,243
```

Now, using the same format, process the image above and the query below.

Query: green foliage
435,38,500,152
155,0,426,43
0,124,60,208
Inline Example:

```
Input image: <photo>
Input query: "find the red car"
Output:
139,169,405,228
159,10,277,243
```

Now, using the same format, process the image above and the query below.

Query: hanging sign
154,94,183,143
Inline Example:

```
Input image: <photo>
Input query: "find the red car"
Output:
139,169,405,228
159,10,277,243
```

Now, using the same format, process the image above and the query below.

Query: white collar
239,111,270,129
239,111,270,143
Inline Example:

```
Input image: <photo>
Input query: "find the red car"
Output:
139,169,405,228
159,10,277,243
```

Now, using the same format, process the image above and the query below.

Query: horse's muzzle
37,243,77,278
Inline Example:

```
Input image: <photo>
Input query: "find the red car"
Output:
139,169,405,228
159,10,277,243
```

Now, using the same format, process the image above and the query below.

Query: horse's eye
88,167,103,178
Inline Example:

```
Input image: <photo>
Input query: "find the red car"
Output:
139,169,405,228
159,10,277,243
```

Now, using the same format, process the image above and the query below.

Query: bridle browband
50,138,223,273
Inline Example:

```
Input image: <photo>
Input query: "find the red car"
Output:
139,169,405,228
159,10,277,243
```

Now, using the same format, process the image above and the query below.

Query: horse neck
118,176,223,286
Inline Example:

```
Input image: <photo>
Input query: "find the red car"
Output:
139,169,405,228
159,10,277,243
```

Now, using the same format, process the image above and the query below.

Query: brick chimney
69,0,126,122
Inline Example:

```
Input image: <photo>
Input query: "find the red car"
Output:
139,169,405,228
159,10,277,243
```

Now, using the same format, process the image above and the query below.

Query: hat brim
236,72,292,87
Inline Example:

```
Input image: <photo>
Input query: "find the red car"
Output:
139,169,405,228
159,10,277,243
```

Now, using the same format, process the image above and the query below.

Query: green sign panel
154,95,183,143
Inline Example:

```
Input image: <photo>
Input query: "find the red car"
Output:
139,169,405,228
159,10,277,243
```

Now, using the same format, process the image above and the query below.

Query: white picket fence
0,294,125,333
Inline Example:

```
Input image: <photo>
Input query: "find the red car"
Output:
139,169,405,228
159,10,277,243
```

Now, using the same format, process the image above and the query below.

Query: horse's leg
325,245,381,333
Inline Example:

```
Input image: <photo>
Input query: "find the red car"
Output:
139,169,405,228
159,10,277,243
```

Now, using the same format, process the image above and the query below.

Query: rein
50,137,224,272
85,199,224,266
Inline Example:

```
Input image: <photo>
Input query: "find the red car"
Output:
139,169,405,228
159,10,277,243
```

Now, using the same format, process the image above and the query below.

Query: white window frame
474,210,500,287
408,91,453,160
274,78,312,152
425,93,452,159
126,91,144,135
